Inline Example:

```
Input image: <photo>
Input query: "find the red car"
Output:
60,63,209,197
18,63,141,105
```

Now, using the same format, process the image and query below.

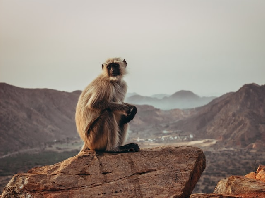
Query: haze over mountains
125,91,216,109
0,82,264,155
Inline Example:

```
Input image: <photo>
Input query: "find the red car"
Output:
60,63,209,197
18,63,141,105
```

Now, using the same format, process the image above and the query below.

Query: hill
125,90,216,109
0,83,81,155
167,83,265,147
129,105,195,140
0,83,193,155
1,82,264,154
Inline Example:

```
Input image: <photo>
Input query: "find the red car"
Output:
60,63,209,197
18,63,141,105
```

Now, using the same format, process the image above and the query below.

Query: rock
190,193,241,198
245,165,265,183
244,172,256,180
190,165,265,198
1,146,206,198
213,175,265,197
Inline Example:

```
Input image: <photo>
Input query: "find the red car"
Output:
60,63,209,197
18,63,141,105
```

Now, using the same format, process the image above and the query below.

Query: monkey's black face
107,63,120,77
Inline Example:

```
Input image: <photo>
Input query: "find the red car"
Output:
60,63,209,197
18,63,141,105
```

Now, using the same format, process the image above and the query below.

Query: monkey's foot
120,143,140,152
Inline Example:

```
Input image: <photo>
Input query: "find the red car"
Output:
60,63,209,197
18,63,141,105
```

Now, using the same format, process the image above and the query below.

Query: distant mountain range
125,91,216,109
0,82,264,154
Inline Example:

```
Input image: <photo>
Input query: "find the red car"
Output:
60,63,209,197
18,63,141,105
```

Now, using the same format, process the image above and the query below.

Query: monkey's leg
118,115,128,145
104,114,140,153
86,110,138,153
106,120,139,153
108,109,140,153
85,110,118,151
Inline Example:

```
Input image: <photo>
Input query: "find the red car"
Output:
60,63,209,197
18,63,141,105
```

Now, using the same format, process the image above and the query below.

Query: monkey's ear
102,64,104,69
123,59,127,67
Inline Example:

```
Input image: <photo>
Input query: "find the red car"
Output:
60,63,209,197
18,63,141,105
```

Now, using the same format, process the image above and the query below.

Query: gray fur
75,58,135,152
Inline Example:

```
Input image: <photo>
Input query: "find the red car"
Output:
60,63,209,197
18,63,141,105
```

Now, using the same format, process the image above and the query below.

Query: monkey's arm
88,93,130,112
107,102,130,112
86,80,130,112
124,103,136,109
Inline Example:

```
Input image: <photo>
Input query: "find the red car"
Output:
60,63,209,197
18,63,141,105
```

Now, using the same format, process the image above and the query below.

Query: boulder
245,165,265,182
1,146,206,198
213,175,265,197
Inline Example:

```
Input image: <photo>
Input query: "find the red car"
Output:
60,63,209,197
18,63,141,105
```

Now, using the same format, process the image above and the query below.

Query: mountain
0,83,193,155
1,82,263,153
125,94,159,106
126,92,138,97
167,83,265,147
0,83,81,155
129,105,195,140
150,94,170,99
163,90,216,109
125,90,216,109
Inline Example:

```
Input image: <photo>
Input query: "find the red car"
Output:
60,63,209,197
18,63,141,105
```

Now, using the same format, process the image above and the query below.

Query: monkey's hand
125,105,137,123
119,105,137,124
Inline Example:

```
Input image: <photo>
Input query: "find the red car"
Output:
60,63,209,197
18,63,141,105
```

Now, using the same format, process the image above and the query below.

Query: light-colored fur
75,58,129,151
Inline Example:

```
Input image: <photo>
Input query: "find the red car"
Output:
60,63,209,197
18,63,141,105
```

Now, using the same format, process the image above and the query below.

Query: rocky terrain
1,82,265,196
1,147,206,198
2,146,265,198
193,148,265,194
191,165,265,198
167,83,265,148
125,90,216,110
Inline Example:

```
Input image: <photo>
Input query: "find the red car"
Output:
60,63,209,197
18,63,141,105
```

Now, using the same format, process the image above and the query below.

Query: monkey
75,58,139,153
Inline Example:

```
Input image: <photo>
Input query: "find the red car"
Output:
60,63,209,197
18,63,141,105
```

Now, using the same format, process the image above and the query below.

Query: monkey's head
102,58,127,81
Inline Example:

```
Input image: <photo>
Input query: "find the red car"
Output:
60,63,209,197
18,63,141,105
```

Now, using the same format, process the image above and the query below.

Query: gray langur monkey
75,58,139,153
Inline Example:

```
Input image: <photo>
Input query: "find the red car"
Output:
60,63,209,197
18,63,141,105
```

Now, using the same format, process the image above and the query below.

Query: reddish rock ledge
245,165,265,183
190,165,265,198
1,146,206,198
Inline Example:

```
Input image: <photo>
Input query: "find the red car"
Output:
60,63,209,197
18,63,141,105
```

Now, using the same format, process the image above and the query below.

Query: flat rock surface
1,146,206,198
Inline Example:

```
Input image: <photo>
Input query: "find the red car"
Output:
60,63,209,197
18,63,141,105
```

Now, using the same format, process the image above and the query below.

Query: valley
1,82,265,194
1,138,265,194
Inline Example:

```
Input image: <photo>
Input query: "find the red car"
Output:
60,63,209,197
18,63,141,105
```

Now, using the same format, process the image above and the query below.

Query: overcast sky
0,0,265,96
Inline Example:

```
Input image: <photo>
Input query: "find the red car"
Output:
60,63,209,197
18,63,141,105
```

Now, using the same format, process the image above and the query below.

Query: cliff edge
1,146,206,198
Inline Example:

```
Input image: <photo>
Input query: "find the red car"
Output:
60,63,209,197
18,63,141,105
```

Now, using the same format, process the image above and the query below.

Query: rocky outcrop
1,146,206,198
213,175,265,197
245,165,265,182
190,165,265,198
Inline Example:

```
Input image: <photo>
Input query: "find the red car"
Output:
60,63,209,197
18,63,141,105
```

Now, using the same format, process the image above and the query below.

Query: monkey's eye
107,65,110,69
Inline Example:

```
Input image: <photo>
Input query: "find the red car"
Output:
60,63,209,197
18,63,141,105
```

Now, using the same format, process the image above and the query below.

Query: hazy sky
0,0,265,96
